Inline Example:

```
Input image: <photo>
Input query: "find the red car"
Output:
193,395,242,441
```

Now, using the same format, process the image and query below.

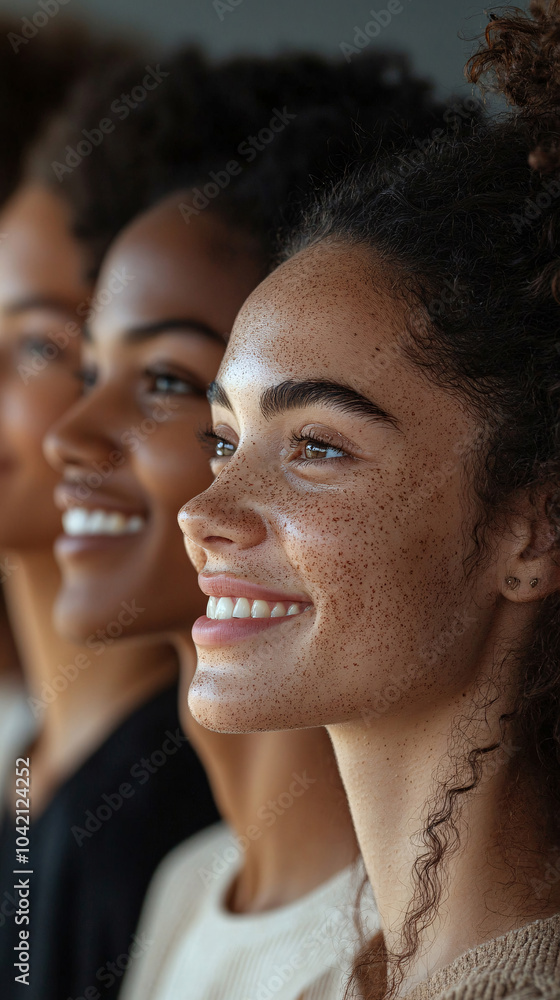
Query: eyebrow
4,295,79,316
122,318,226,345
208,378,399,427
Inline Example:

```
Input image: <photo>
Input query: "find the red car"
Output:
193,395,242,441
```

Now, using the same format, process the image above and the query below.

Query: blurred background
0,0,503,98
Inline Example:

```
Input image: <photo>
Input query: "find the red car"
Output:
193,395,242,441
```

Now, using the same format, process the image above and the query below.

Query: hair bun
468,0,560,174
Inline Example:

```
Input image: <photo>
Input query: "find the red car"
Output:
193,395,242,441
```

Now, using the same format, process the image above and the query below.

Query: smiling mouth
206,596,307,620
62,508,147,537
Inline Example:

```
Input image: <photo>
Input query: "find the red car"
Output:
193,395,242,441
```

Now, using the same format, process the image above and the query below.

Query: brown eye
302,440,346,460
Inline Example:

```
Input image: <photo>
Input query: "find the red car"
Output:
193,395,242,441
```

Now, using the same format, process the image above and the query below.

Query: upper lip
54,482,148,517
198,573,311,604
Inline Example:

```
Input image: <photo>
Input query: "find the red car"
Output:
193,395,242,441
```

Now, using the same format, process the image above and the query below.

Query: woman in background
179,3,560,997
0,16,127,806
0,46,218,1000
41,47,460,1000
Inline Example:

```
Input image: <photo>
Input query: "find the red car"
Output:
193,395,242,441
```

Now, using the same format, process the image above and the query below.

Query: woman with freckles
39,46,457,1000
178,4,560,998
0,51,219,1000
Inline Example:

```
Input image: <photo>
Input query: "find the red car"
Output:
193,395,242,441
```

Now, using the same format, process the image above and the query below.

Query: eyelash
288,431,350,464
197,426,352,464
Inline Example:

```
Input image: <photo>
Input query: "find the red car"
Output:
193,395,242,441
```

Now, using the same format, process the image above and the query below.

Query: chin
187,660,344,734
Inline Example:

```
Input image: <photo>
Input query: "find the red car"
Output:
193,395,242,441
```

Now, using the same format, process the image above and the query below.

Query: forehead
0,183,89,306
221,242,409,391
92,197,263,338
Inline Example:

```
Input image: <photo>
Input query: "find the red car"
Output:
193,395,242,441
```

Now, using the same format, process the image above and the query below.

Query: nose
43,384,122,474
178,476,268,555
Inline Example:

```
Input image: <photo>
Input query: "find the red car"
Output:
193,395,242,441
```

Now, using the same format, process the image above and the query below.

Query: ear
497,493,560,603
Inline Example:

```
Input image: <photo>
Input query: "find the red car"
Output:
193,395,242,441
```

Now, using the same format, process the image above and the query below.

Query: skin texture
179,241,560,982
0,183,176,816
44,197,359,912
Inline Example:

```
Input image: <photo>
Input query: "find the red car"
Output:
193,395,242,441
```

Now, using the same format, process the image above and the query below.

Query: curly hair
281,4,560,998
31,45,470,277
0,17,134,208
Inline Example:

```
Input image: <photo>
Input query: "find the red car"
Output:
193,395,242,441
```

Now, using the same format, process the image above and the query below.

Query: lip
197,573,309,605
192,611,310,647
54,531,146,559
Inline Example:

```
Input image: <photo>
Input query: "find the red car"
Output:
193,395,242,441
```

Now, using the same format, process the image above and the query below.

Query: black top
0,683,218,999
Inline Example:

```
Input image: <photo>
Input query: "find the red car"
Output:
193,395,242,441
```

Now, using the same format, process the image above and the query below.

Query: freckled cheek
279,502,384,612
279,496,459,629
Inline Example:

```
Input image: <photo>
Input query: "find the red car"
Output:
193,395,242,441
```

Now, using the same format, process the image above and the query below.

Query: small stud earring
505,576,521,590
530,578,539,588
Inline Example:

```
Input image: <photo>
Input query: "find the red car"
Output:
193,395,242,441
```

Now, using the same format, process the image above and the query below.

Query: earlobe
499,506,560,603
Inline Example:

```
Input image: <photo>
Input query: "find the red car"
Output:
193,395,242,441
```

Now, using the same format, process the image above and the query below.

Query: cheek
133,419,214,513
1,372,80,456
281,481,468,655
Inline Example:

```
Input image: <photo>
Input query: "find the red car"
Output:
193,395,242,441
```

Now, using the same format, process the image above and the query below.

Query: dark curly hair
0,17,135,208
31,45,472,277
281,3,560,997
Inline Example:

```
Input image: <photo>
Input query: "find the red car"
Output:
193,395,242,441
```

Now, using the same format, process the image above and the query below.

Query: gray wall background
0,0,528,98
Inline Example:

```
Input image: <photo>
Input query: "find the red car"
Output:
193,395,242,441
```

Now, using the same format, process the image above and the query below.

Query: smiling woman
178,3,560,998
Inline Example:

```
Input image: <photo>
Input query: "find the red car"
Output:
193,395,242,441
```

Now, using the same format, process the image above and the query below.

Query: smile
206,597,306,620
62,508,146,536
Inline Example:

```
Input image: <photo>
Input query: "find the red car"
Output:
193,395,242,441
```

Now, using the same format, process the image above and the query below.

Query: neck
328,655,551,991
175,632,359,913
4,548,177,813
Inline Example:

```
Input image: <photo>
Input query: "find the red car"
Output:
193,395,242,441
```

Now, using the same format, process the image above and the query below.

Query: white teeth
127,516,145,534
251,600,271,618
205,596,308,621
62,508,146,537
216,597,234,619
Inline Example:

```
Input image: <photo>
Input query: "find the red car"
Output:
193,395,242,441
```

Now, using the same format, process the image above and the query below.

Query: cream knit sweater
405,914,560,1000
121,822,378,1000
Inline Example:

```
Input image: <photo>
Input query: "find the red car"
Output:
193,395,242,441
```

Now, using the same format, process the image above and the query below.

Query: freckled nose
177,487,267,552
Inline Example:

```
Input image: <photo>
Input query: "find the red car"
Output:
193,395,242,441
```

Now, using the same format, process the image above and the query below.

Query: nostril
204,536,234,545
